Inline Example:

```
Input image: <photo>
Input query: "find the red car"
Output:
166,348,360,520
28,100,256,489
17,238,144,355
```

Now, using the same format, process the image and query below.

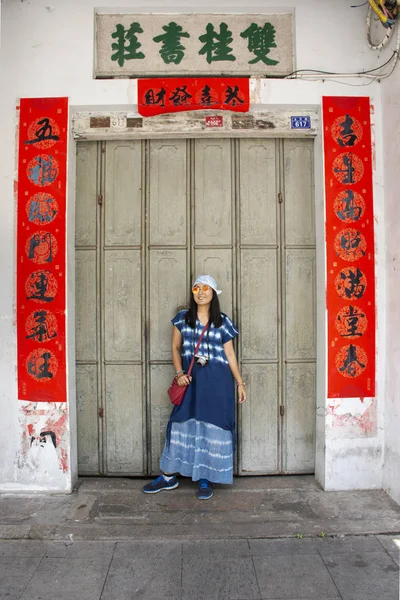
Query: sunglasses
192,284,211,294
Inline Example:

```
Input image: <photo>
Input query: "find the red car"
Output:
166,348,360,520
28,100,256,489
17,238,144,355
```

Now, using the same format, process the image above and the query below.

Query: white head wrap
193,275,222,295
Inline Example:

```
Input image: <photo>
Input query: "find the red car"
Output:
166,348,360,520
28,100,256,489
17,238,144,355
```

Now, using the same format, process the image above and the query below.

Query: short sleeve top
171,310,238,366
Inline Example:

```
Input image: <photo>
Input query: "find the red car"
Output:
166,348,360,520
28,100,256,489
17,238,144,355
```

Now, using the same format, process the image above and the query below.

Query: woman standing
143,275,246,500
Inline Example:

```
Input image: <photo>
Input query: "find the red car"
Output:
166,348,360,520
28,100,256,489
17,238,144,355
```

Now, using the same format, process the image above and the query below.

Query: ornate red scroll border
16,98,68,402
323,96,376,398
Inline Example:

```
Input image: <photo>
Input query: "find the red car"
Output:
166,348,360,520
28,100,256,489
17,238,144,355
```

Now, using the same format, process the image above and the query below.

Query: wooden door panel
285,250,316,360
104,250,142,362
284,363,316,472
149,249,188,362
149,364,175,474
241,249,278,361
76,364,100,475
284,139,315,246
75,142,97,247
149,140,187,246
240,139,277,245
104,364,144,474
104,141,142,246
194,249,233,318
75,250,97,362
240,364,279,473
194,139,232,246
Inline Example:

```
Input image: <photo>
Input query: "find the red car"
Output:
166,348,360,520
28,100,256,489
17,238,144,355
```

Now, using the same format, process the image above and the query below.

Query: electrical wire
284,14,400,84
366,3,395,49
284,50,397,78
282,0,398,84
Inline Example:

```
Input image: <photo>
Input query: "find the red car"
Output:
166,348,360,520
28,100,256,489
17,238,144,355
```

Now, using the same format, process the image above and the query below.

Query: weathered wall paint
326,397,377,438
0,0,391,493
18,403,69,486
382,68,400,505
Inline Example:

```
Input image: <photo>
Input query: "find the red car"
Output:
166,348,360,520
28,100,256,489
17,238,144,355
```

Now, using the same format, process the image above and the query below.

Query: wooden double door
75,137,316,476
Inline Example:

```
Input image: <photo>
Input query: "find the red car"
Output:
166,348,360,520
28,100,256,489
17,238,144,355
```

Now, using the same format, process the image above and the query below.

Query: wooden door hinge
98,407,104,418
278,192,283,204
280,405,285,417
98,194,103,205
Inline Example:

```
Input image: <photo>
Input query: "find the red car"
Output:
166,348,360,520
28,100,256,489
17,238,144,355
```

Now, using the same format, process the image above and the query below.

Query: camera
195,354,208,366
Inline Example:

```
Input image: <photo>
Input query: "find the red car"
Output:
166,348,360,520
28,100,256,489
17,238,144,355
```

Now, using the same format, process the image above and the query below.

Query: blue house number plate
291,116,311,129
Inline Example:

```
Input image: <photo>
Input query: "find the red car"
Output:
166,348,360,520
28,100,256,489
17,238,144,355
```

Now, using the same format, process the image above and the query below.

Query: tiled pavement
0,535,398,600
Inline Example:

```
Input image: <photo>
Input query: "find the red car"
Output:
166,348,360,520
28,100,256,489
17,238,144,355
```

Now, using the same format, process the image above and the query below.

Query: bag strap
187,322,209,377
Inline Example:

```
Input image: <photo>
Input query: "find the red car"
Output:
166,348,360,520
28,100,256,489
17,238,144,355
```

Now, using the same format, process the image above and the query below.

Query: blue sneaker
143,474,179,494
197,478,213,500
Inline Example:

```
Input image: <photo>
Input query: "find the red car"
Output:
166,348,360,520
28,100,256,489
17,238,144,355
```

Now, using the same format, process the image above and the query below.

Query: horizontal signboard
138,77,249,116
95,13,294,78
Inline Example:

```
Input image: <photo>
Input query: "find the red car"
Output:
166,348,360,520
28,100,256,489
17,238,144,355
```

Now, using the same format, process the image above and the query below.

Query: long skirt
160,418,233,484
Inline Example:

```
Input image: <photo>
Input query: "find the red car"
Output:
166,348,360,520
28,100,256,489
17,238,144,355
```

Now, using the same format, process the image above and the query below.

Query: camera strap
187,322,209,378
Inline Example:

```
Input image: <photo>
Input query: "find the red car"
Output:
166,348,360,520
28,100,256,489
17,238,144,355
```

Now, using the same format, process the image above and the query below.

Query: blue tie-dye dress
160,310,239,484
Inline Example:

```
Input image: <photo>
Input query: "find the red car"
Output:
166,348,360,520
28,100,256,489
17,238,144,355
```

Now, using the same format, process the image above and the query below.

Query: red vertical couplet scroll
323,97,376,398
17,98,68,402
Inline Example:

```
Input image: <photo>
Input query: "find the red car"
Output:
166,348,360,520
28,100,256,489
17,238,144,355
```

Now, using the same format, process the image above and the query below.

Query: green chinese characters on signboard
153,22,190,65
198,23,236,63
240,22,279,65
110,20,280,67
111,22,145,66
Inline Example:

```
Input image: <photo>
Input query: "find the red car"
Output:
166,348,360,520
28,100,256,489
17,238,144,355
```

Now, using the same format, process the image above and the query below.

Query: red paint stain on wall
45,411,69,472
20,403,69,473
327,398,377,435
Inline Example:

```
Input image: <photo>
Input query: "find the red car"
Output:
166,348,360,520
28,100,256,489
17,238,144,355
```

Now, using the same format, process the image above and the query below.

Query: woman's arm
171,326,191,387
223,339,247,404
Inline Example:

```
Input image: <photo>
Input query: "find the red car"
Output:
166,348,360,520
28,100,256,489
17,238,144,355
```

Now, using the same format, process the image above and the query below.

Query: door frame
68,105,326,483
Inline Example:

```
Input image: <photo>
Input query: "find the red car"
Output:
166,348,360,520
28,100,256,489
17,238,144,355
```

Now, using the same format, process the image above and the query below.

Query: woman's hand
177,374,192,387
238,383,247,404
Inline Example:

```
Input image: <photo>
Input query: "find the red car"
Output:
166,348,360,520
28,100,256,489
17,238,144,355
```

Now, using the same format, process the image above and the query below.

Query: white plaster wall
0,0,392,491
382,70,400,505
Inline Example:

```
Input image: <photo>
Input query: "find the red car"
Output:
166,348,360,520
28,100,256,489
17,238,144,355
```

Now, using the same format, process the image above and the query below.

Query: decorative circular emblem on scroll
26,348,59,382
26,193,58,225
332,153,364,185
333,190,365,224
335,267,367,300
25,270,58,304
331,114,363,148
26,117,60,150
27,154,59,187
334,228,367,262
335,305,368,339
25,231,58,264
335,344,368,379
25,310,58,343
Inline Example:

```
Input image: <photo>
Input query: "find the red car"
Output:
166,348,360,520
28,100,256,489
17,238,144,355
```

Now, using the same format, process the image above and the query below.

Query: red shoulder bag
168,322,209,406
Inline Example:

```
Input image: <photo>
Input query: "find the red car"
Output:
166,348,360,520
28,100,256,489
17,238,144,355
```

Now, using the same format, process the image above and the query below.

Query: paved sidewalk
1,476,400,540
1,477,400,598
0,535,399,600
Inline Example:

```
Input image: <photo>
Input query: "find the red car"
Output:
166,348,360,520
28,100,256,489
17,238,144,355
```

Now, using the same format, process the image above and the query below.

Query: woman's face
192,284,213,307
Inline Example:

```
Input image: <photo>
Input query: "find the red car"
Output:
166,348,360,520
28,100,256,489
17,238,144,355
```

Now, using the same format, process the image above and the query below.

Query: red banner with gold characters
323,96,375,398
17,98,68,402
138,77,249,117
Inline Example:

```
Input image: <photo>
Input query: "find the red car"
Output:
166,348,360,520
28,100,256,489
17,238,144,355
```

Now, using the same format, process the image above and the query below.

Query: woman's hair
185,289,223,328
